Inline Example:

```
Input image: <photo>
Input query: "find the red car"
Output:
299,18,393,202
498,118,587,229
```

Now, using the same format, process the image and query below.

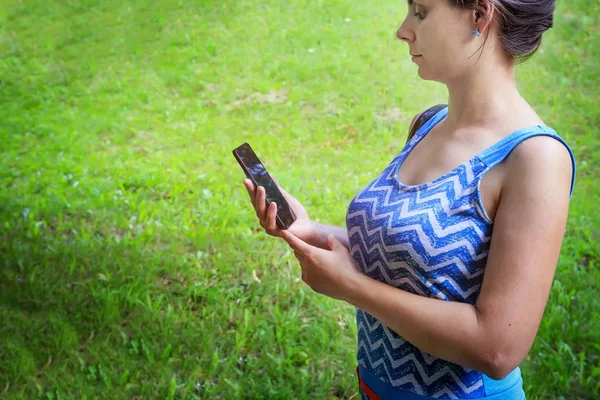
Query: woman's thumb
327,234,339,250
270,174,280,187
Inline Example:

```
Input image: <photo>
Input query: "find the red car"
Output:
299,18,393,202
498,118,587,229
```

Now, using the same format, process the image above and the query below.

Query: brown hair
450,0,555,63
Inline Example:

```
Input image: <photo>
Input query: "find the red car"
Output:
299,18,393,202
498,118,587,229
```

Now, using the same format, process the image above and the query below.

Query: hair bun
495,0,556,63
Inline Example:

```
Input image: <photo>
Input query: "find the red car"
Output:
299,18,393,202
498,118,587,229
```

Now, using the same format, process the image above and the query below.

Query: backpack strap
407,104,447,143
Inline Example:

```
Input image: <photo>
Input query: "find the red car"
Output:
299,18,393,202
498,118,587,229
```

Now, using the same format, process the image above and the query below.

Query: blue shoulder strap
411,106,449,140
477,125,576,197
407,104,448,143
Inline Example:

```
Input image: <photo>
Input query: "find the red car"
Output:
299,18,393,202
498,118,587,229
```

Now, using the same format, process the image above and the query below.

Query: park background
1,0,598,398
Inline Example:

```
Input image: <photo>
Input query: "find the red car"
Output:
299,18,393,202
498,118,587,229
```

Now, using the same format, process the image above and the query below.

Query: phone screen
233,143,296,229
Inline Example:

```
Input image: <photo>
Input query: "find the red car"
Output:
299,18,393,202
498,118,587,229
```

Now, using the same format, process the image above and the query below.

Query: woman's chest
399,140,506,221
345,160,494,299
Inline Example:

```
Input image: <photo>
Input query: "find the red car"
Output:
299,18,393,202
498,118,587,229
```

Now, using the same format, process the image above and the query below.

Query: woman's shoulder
503,131,576,197
407,104,447,142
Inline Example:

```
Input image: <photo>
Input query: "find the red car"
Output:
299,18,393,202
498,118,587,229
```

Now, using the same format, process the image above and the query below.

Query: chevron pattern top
346,107,575,399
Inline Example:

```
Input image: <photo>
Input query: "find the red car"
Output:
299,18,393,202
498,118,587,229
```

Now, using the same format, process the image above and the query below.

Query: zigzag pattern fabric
346,107,575,399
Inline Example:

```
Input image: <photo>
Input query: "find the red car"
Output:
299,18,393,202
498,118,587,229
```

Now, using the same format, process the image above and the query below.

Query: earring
472,29,481,37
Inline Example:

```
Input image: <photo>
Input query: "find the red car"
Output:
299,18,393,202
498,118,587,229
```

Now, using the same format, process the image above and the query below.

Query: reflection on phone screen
235,144,295,226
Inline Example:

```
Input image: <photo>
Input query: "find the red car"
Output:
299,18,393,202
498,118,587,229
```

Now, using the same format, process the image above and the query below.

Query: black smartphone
233,142,297,230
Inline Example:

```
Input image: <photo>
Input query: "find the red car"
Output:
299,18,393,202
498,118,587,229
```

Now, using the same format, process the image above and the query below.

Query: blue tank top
345,107,576,399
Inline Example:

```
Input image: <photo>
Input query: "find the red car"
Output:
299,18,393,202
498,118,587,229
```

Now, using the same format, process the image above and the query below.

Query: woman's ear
473,0,495,34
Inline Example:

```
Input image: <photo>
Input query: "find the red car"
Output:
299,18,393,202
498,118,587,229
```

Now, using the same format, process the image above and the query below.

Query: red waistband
357,365,381,400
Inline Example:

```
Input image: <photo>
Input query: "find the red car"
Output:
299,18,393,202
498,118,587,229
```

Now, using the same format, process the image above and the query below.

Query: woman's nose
396,21,415,43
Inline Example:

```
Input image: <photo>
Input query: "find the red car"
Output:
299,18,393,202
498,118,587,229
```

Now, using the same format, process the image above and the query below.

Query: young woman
243,0,575,398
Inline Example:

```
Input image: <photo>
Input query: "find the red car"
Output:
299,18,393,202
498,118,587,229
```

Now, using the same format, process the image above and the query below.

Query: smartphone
232,142,297,230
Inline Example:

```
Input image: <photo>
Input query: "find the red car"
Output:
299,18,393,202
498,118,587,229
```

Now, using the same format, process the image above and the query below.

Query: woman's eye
413,11,425,20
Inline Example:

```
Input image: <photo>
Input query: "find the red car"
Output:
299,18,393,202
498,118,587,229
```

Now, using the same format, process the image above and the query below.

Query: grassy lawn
1,0,599,398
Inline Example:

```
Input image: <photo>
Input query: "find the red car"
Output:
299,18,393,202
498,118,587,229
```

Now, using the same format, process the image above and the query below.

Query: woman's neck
443,60,527,131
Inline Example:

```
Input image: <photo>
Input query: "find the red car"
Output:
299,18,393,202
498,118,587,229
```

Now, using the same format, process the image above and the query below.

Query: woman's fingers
266,202,278,232
243,179,282,236
243,179,256,208
244,179,267,222
255,186,267,220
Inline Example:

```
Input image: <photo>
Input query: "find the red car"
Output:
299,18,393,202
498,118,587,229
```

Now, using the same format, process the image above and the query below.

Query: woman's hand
280,230,361,301
243,177,318,245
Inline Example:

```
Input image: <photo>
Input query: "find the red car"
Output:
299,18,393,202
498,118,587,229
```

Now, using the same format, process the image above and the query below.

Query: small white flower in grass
344,18,352,22
308,48,315,53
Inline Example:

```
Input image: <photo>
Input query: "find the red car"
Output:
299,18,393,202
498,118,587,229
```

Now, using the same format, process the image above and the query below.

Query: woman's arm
310,223,350,250
343,136,573,379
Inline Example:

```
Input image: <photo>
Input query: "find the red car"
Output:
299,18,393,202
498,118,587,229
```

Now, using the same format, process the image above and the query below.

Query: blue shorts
357,365,526,400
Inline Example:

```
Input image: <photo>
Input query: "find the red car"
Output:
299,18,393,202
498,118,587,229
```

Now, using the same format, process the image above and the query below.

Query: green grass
1,0,599,398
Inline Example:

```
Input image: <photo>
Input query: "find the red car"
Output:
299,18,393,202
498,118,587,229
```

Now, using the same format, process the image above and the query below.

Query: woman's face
396,0,485,83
